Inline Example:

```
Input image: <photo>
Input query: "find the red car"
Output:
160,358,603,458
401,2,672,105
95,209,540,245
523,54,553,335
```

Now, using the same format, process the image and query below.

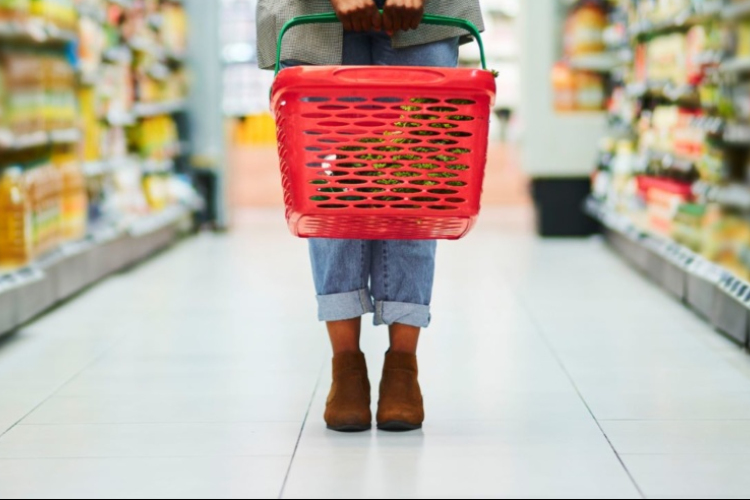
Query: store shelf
626,82,702,107
568,52,622,72
723,121,750,145
83,157,175,178
586,197,750,345
0,128,81,151
630,7,722,39
693,181,750,210
0,19,77,44
723,1,750,20
132,100,187,118
719,57,750,74
0,205,192,339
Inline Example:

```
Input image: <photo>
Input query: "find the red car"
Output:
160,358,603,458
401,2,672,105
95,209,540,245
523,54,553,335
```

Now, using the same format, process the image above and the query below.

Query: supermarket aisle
2,208,750,498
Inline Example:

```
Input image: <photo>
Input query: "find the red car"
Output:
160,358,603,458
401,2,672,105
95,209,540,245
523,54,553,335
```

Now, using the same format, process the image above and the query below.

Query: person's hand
330,0,381,32
382,0,425,33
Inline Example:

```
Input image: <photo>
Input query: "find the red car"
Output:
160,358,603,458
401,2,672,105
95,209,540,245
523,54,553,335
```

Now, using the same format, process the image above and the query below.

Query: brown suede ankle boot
377,351,424,432
325,352,372,433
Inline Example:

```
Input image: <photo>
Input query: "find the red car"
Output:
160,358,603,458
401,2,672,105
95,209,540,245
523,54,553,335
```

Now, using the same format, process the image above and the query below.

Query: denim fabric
287,26,459,329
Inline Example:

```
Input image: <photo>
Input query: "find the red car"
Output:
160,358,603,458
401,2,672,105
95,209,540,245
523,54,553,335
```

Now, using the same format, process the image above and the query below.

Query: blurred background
3,0,750,498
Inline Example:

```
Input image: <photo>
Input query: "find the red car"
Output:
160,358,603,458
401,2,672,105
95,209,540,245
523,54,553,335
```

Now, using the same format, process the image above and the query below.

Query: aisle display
581,0,750,343
0,0,196,336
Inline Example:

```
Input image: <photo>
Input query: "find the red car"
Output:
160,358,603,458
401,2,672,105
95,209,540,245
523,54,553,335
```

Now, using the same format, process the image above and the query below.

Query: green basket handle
275,11,487,75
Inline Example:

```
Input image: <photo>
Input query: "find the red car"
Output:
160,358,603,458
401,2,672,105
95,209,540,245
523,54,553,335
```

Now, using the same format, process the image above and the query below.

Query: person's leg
308,31,377,432
370,32,458,353
368,33,459,432
309,238,374,352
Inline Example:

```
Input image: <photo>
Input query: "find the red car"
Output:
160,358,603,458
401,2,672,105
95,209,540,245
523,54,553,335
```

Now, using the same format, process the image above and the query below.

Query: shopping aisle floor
2,208,750,499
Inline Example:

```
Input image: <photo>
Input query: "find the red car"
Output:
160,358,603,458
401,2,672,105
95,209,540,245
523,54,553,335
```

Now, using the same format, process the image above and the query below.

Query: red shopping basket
271,13,496,240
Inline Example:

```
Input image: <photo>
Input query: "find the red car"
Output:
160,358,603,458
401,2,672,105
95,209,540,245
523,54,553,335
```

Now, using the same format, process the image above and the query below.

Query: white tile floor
1,207,750,499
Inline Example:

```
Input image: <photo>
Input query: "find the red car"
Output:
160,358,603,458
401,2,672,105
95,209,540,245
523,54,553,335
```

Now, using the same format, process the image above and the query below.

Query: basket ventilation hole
301,97,330,102
319,121,347,127
355,121,387,128
428,106,458,112
355,204,386,209
356,104,386,110
374,97,403,103
338,96,367,102
410,98,440,104
445,99,476,105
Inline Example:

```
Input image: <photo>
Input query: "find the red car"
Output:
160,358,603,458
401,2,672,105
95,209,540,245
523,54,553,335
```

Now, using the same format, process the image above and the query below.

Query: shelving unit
587,197,750,344
0,204,192,338
587,0,750,347
0,0,198,335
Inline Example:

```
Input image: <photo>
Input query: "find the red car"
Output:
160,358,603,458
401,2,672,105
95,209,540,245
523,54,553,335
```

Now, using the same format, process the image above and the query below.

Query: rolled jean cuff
317,289,375,322
374,301,431,328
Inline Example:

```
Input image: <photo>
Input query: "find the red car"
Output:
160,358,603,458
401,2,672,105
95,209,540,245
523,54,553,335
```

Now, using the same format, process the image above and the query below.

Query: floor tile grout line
278,358,326,500
0,328,146,442
516,298,648,500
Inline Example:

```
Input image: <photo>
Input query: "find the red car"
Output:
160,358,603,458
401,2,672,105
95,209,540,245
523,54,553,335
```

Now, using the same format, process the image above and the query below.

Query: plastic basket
271,13,496,240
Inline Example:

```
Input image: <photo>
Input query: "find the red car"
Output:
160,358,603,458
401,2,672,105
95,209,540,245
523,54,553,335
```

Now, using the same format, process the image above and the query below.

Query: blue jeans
288,27,460,329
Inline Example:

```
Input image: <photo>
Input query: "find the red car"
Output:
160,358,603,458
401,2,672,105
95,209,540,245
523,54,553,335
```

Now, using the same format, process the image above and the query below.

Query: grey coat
256,0,484,70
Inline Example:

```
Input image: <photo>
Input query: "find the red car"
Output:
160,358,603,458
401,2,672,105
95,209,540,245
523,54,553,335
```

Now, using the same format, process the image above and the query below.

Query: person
256,0,483,433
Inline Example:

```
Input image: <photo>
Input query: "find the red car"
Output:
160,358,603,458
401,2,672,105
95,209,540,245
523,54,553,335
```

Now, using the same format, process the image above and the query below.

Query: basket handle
274,11,487,75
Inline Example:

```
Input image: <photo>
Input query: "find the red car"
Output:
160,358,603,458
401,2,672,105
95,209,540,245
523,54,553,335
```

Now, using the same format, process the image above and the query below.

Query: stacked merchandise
221,0,276,146
553,0,620,112
0,0,194,271
76,0,191,230
590,0,750,282
0,0,86,268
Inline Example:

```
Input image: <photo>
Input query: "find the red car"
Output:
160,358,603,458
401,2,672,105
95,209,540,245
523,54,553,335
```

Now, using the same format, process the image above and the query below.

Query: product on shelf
565,0,608,57
590,0,750,278
0,0,195,272
0,166,33,269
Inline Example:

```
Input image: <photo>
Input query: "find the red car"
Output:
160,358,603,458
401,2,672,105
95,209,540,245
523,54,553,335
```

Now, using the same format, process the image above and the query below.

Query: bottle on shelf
0,167,33,269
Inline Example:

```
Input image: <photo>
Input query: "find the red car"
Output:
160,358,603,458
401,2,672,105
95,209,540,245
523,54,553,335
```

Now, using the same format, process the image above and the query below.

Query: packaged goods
564,1,607,57
0,166,33,268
